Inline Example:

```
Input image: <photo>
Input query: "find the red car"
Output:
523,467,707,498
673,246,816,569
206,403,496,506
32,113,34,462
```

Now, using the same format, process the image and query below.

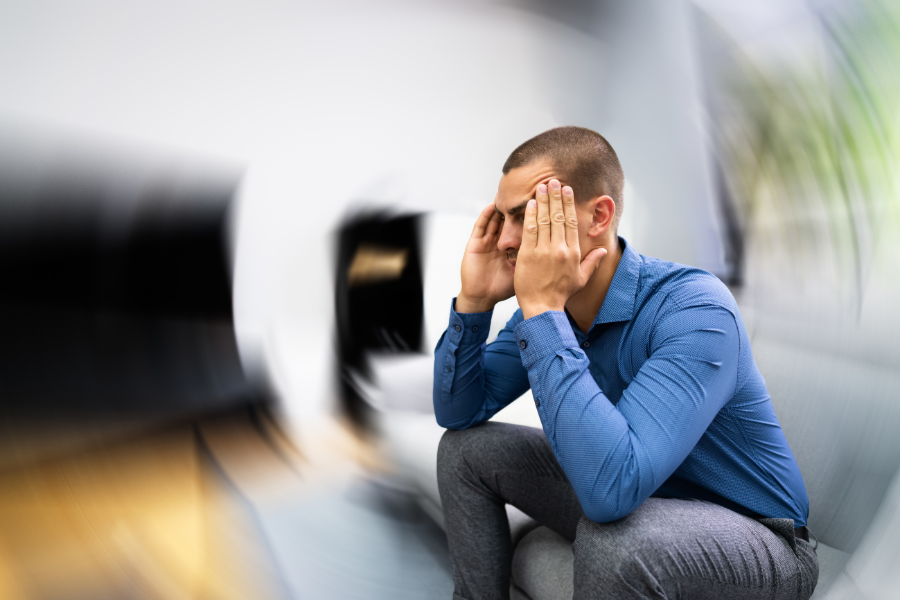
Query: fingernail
563,186,573,196
550,180,561,189
528,199,536,208
537,184,547,194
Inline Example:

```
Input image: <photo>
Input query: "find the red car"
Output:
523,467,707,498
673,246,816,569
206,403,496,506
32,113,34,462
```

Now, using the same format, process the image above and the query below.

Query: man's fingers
562,186,579,249
484,209,502,237
536,182,551,247
549,180,565,244
523,198,538,249
579,247,608,283
470,202,497,239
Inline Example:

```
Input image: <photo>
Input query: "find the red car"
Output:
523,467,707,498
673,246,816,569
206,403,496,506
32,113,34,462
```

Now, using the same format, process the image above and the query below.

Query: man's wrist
520,302,565,320
514,311,578,371
455,293,496,314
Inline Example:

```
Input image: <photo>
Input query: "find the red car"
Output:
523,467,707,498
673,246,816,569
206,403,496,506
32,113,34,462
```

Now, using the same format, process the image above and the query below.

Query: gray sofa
377,307,900,599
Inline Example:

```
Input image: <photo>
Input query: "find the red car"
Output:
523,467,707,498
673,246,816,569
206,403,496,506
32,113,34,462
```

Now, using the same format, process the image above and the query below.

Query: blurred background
1,0,899,598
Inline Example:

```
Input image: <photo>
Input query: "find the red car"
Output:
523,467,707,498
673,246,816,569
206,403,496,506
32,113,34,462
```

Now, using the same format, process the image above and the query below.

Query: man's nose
497,222,521,252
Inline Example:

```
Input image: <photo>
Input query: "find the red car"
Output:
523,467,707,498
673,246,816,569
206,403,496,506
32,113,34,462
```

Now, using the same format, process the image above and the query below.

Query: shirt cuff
448,297,493,346
513,311,578,370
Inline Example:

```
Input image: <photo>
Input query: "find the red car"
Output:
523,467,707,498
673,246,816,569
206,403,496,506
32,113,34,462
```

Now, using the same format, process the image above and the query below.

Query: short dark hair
502,126,624,227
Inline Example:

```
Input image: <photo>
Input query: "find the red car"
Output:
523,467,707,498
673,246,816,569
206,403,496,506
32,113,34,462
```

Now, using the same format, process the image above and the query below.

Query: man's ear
587,195,616,239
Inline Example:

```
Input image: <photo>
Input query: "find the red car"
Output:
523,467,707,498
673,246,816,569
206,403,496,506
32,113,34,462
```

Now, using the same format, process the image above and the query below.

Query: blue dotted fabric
433,239,809,525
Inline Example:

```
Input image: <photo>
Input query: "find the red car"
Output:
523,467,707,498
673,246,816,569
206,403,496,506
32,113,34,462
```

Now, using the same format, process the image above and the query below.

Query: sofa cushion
812,543,851,599
511,527,573,600
508,505,542,549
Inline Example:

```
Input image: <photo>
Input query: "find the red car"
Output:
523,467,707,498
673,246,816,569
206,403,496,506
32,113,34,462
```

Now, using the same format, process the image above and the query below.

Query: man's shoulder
636,253,737,314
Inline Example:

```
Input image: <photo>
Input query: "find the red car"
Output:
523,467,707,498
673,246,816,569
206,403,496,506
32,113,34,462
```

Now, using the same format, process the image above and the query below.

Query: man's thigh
572,498,818,600
438,422,585,541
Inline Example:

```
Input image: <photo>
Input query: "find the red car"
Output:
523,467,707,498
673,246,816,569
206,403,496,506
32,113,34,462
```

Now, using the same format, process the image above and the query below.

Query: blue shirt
433,238,809,526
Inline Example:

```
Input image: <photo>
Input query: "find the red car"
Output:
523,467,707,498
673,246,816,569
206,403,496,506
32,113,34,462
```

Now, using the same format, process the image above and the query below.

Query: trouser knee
438,426,478,469
437,424,497,486
437,428,465,475
437,427,463,463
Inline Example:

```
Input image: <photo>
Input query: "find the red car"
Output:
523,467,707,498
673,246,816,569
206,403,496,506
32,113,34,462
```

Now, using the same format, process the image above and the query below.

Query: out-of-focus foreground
2,0,900,599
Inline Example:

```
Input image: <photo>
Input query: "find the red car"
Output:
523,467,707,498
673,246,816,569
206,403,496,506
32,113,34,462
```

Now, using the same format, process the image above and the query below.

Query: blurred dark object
712,159,744,287
0,125,252,422
334,211,424,431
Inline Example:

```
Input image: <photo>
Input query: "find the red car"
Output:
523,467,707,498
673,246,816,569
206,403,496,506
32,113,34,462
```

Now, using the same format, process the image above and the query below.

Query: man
432,127,818,599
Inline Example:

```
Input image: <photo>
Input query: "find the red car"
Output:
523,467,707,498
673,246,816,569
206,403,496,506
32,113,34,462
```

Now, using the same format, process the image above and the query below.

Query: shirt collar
593,237,641,326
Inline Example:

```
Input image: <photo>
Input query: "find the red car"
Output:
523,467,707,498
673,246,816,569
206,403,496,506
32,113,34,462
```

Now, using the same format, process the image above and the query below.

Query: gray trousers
437,422,819,600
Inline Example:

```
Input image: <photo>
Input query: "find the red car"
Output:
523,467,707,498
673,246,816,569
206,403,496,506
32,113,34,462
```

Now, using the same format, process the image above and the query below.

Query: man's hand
457,201,514,313
514,180,606,319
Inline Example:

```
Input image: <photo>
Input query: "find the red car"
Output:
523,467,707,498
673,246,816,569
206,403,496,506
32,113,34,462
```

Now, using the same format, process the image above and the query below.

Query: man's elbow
434,414,460,430
433,408,477,431
579,494,643,524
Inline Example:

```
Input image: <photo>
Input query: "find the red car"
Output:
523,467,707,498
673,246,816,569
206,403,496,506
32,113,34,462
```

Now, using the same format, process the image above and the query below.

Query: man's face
494,159,593,272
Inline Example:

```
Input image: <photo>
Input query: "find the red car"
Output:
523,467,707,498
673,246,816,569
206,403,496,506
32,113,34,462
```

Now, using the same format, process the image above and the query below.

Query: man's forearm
433,299,531,429
433,301,494,429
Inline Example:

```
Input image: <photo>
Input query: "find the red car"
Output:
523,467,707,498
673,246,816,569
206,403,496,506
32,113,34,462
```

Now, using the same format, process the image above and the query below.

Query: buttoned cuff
448,298,493,346
513,311,578,370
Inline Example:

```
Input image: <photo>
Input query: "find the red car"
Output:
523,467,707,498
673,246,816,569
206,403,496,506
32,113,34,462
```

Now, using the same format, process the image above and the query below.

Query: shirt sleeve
433,298,531,429
514,303,740,522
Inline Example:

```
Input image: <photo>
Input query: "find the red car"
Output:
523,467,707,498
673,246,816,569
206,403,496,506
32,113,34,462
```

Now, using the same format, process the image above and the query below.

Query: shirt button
519,340,528,350
472,326,479,332
582,341,590,348
535,396,541,407
454,325,461,332
446,366,452,372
